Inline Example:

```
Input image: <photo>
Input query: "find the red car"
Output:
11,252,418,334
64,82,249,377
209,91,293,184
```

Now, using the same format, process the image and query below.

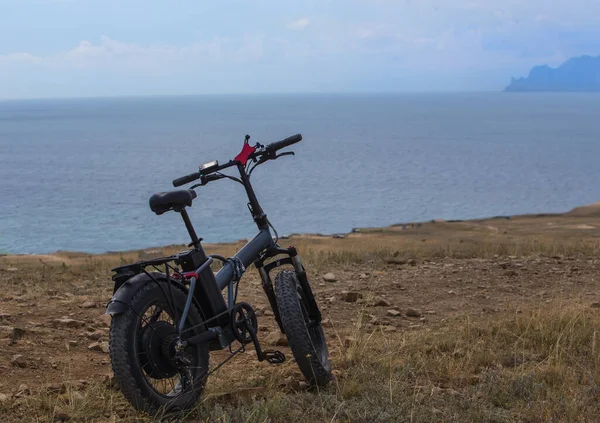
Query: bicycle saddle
149,189,197,215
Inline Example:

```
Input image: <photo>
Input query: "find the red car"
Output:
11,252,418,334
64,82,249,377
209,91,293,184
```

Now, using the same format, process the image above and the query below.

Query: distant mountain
505,55,600,92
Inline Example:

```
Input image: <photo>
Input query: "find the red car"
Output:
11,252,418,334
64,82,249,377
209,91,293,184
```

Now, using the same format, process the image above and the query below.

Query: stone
11,354,27,368
80,301,97,309
340,291,361,303
88,341,110,353
406,308,422,318
504,270,518,277
59,391,84,402
0,393,8,404
359,273,369,280
6,267,18,272
323,273,337,282
51,319,84,329
0,312,11,321
46,383,67,394
591,302,600,309
265,331,288,346
17,384,30,395
387,309,402,317
68,340,78,347
297,381,310,390
408,259,417,266
263,309,274,317
343,336,358,348
86,331,104,341
10,327,26,343
371,297,391,307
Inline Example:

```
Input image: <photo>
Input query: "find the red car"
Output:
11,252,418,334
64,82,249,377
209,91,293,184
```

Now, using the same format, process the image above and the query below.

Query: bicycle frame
108,161,321,352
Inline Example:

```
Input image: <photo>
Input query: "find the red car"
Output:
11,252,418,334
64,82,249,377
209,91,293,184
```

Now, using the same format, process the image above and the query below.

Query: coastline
2,201,600,262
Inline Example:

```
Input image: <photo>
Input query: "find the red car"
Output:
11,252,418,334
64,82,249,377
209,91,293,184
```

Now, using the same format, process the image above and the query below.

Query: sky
0,0,599,99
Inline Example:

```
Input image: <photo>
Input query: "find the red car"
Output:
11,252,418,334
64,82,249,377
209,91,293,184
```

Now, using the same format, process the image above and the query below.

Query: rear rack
111,254,179,279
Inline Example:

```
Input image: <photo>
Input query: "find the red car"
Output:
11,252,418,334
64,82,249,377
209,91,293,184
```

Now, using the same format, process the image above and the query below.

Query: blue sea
1,93,600,254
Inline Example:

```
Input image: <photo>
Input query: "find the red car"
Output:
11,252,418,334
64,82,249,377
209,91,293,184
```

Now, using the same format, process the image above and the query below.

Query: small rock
11,327,26,343
0,312,12,321
88,341,110,353
0,393,8,404
407,258,417,266
386,258,406,265
53,410,72,422
323,273,337,283
68,340,78,347
406,308,422,318
51,318,84,329
86,331,104,341
6,267,19,272
46,383,67,394
504,270,518,277
387,309,402,317
11,354,27,368
447,290,456,295
59,391,84,402
371,297,391,307
80,301,96,309
359,273,369,280
344,336,358,348
340,291,361,303
17,384,30,395
383,326,397,332
591,302,600,309
265,331,288,346
263,309,274,317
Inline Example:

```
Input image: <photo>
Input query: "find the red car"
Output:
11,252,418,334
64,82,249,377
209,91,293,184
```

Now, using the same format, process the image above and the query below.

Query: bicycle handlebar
265,134,302,153
173,172,201,187
172,134,302,187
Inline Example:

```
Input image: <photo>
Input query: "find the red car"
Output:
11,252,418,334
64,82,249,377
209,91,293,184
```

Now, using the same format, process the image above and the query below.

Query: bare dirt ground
3,204,600,422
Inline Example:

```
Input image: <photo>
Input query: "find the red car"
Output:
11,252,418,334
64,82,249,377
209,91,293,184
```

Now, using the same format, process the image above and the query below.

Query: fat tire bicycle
106,134,332,415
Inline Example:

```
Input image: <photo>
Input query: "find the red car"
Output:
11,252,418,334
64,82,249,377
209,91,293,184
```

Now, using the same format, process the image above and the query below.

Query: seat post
180,208,201,249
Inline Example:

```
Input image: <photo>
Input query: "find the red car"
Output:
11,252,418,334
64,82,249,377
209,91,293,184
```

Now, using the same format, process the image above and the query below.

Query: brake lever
275,151,295,159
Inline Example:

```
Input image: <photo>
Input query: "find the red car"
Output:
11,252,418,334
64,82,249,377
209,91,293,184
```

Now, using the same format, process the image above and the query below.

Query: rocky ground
2,205,600,422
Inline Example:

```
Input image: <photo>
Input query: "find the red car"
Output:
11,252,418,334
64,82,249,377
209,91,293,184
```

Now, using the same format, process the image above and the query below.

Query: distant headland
505,55,600,92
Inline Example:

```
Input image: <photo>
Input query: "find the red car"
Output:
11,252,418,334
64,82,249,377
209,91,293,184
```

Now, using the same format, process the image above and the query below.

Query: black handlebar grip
173,172,200,187
266,133,302,152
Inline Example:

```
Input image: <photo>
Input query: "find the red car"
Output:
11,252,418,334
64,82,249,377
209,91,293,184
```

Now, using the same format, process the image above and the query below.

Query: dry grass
5,305,600,422
4,207,600,422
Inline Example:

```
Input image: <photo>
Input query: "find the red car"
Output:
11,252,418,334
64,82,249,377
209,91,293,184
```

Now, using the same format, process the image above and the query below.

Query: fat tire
274,269,332,386
109,280,209,416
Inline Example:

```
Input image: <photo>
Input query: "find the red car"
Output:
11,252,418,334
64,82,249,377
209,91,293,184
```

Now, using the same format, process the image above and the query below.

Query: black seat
149,189,197,215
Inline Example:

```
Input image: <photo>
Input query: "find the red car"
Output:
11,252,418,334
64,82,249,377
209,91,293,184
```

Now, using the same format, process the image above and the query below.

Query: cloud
287,18,310,30
0,52,40,64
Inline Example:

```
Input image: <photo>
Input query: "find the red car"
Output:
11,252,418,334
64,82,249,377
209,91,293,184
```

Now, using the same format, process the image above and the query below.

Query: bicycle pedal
262,350,285,364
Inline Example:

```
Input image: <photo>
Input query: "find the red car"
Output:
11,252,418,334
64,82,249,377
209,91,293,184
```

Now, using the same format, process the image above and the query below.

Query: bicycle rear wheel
109,280,209,415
